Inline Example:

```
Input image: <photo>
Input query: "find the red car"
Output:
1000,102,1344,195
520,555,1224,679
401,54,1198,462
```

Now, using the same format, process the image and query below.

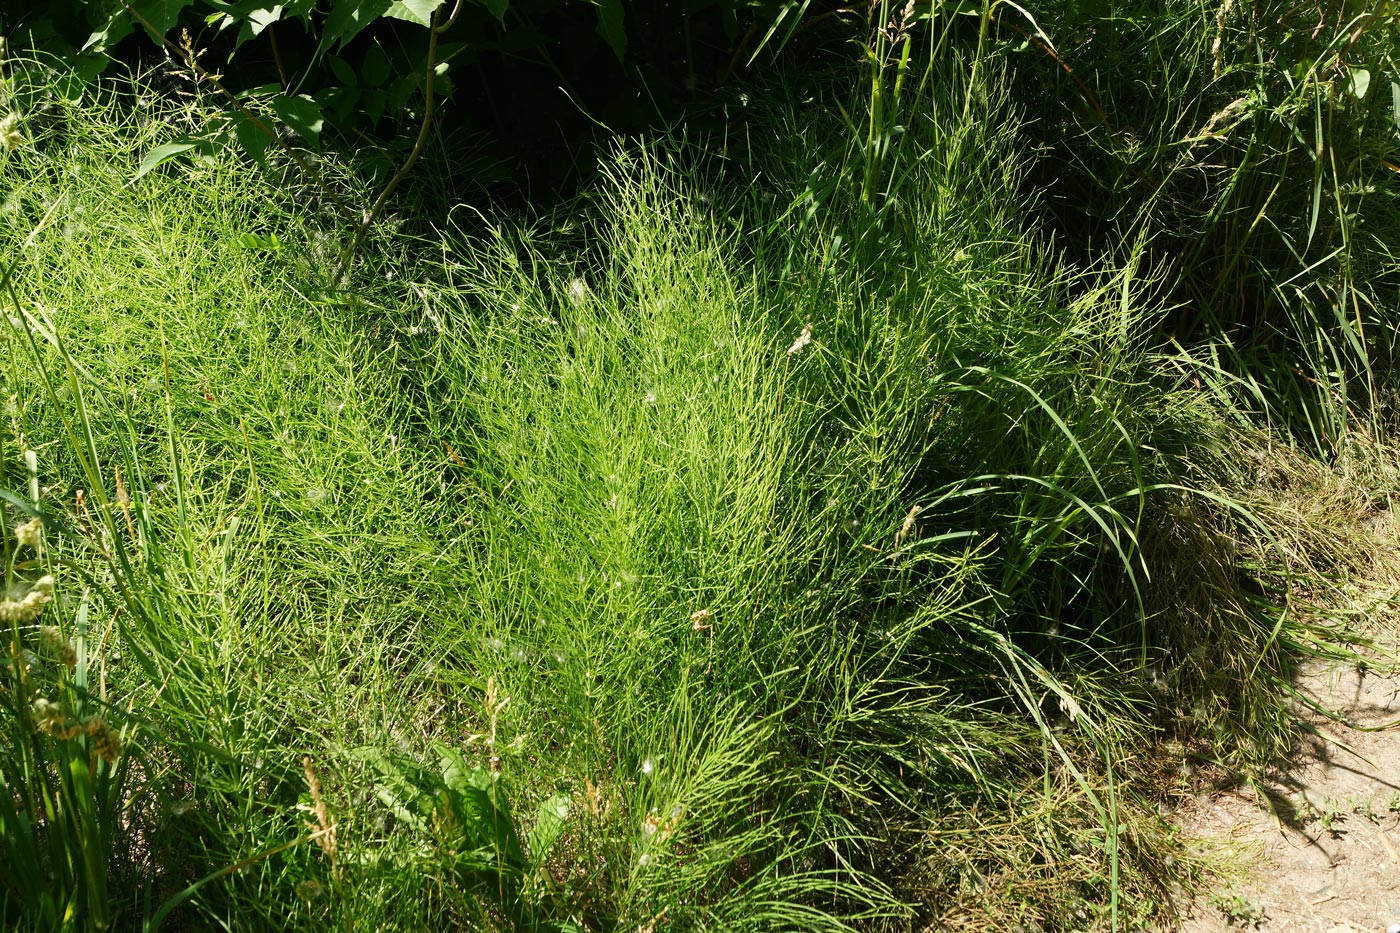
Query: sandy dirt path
1175,660,1400,933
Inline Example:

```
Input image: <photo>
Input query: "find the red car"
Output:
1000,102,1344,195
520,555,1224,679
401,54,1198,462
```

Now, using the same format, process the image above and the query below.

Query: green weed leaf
385,0,444,27
132,142,200,182
475,0,510,23
1346,67,1371,100
354,748,433,832
82,14,134,56
324,0,393,47
525,795,570,865
363,43,391,87
245,4,285,35
235,4,287,47
271,94,324,143
593,0,626,60
232,112,272,167
130,0,198,37
328,54,358,87
437,749,527,869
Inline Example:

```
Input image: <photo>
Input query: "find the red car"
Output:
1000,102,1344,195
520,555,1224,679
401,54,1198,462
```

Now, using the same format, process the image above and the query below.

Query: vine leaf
475,0,509,23
129,0,199,37
271,95,325,144
132,141,205,183
232,111,272,167
385,0,445,27
1344,68,1370,101
324,0,394,48
83,13,135,56
593,0,626,60
245,5,286,38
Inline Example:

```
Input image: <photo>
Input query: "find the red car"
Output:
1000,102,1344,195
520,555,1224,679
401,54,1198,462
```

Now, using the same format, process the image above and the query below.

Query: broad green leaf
362,87,389,123
283,0,319,18
316,84,360,126
364,43,391,87
436,749,526,870
232,112,271,168
63,53,115,95
204,0,308,34
130,0,198,37
132,142,200,182
246,5,285,37
385,73,420,119
83,13,135,55
235,83,284,100
525,795,570,866
327,54,358,88
475,0,509,23
384,0,445,27
324,0,393,48
271,94,324,143
438,749,489,796
1346,67,1371,100
1391,80,1399,134
594,0,626,60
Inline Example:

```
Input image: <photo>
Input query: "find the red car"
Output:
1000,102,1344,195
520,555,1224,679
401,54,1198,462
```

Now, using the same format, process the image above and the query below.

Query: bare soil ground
1175,659,1400,933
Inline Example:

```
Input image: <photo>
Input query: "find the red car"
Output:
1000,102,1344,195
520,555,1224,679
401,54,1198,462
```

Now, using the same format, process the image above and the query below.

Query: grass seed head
894,504,923,549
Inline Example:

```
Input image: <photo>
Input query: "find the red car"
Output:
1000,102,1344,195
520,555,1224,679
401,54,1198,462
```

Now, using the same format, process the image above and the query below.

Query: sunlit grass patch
0,21,1395,929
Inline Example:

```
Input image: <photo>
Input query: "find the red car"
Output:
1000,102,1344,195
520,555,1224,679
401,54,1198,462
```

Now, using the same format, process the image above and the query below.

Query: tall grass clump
0,6,1391,929
1009,0,1400,452
720,55,1266,931
394,150,927,928
390,37,1315,927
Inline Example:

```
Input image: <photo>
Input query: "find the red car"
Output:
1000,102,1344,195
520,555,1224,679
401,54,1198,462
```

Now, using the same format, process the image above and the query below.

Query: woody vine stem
331,0,465,287
120,0,466,290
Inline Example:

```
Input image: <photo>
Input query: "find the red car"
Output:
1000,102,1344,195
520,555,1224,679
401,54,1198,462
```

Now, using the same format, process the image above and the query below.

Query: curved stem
330,0,460,288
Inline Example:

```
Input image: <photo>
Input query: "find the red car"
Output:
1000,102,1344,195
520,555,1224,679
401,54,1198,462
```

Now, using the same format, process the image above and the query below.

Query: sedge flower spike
32,697,64,733
86,718,124,764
